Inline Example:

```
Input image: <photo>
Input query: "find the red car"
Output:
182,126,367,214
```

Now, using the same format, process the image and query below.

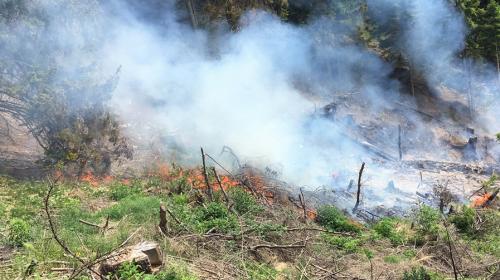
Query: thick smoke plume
3,1,499,208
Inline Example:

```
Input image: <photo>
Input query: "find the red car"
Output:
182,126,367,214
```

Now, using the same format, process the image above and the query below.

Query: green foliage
149,264,198,280
466,209,500,257
242,262,278,280
373,218,406,245
496,133,500,142
228,187,263,215
8,218,31,246
449,206,476,234
383,255,401,264
402,267,432,280
101,195,160,222
251,222,286,237
116,262,198,280
316,206,361,233
403,249,417,259
116,262,145,280
322,234,362,253
482,174,498,189
109,183,142,201
457,0,500,62
363,248,374,260
165,177,191,194
195,202,237,233
415,206,440,237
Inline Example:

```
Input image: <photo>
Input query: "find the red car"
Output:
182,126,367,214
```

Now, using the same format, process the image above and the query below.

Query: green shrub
373,218,405,245
415,206,440,236
116,262,144,279
109,183,142,201
250,222,286,237
8,218,31,246
403,267,431,280
403,249,417,259
165,177,191,195
228,188,263,215
449,206,475,234
322,234,361,253
195,202,237,233
316,206,361,233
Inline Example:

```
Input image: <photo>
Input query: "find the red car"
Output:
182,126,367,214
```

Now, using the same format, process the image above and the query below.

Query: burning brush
471,189,499,208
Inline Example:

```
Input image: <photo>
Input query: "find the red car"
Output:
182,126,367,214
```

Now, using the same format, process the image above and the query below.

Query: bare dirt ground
0,114,44,179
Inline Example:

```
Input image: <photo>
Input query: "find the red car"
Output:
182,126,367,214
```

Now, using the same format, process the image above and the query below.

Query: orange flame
472,192,492,208
80,171,115,187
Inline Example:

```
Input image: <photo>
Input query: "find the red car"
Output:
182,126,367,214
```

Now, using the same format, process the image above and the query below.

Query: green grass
383,254,402,264
0,174,499,279
241,262,278,280
316,206,362,233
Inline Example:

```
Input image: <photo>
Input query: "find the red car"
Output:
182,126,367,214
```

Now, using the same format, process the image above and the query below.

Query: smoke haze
2,0,499,208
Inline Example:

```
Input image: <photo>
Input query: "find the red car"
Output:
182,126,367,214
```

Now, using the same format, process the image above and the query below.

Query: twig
299,188,307,220
353,162,365,212
285,227,356,236
45,180,85,264
443,220,459,280
212,167,230,206
78,220,101,229
44,178,102,278
251,243,306,251
200,147,213,201
220,145,241,169
163,204,189,232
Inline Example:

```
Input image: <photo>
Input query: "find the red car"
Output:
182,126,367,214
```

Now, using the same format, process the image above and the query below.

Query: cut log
98,241,162,276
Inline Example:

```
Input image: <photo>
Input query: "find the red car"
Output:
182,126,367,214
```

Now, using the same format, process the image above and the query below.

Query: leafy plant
8,218,31,246
109,183,142,201
449,206,476,234
316,206,361,233
116,262,144,280
373,217,406,245
322,234,362,253
228,188,263,215
415,206,440,237
195,202,237,233
403,267,431,280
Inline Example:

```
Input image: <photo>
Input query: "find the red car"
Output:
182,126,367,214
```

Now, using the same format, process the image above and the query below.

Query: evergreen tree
457,0,500,63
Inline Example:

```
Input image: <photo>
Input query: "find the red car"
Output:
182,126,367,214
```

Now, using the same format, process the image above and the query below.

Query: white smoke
3,0,499,208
